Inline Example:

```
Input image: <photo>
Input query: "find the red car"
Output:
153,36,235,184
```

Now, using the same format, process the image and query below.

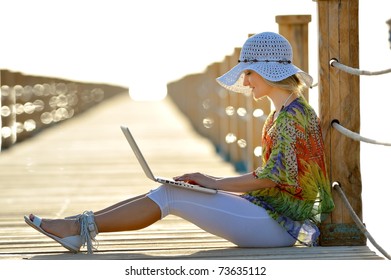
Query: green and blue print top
241,96,334,246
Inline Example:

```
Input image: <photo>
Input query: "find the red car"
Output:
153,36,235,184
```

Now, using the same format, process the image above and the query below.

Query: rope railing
332,182,391,260
330,58,391,76
331,120,391,147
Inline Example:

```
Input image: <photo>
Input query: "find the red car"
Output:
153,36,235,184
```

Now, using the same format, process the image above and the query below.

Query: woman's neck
268,89,297,113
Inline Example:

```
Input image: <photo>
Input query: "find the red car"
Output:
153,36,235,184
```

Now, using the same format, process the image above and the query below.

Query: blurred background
1,0,390,255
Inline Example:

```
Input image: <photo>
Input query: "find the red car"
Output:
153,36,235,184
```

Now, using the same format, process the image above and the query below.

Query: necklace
274,92,294,121
280,92,294,111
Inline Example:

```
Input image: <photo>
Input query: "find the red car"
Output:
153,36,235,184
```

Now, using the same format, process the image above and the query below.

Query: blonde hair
263,74,307,95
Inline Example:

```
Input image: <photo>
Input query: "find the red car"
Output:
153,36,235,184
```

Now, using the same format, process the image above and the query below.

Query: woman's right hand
173,172,216,188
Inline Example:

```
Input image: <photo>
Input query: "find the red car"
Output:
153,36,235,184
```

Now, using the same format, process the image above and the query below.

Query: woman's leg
94,196,161,232
33,194,161,238
30,185,295,248
147,185,296,247
85,194,146,216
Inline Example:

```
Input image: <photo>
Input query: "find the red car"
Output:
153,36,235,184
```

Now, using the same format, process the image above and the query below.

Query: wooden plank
1,244,382,260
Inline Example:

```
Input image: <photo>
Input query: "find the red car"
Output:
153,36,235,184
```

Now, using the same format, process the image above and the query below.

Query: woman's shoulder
267,96,319,132
287,96,319,123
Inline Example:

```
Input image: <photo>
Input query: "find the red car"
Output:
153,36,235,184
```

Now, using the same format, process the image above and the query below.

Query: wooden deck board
0,93,383,260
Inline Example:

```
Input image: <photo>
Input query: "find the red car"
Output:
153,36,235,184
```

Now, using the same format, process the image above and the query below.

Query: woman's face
242,70,272,100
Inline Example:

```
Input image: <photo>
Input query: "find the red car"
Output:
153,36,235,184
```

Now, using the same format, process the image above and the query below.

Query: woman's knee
146,185,171,218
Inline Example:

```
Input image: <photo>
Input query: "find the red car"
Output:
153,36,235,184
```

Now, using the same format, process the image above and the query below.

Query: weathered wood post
204,62,221,149
317,0,365,245
227,48,242,169
217,55,231,161
276,15,311,100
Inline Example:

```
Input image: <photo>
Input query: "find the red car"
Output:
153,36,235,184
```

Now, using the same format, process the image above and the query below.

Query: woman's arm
174,172,276,193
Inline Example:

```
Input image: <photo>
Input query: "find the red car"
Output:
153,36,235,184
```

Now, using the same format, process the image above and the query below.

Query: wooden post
204,62,221,150
227,48,242,170
317,0,365,245
276,15,311,101
217,55,231,161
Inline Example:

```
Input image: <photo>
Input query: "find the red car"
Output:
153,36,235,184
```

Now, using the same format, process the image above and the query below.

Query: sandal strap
31,215,42,227
78,211,98,254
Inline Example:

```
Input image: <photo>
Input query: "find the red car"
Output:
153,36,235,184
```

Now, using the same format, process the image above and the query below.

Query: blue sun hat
216,32,313,94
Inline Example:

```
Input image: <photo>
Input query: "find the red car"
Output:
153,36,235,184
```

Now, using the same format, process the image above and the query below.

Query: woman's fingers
173,173,201,182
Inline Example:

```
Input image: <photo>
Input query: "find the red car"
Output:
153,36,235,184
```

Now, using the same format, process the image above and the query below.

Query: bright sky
1,0,319,100
1,0,391,256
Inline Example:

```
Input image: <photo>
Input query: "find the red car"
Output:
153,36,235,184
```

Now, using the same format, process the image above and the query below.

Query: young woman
25,32,334,254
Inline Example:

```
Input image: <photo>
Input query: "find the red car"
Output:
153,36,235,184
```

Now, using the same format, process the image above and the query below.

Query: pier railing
1,69,127,151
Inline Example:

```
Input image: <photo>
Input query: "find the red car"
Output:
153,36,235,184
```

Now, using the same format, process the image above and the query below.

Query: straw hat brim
216,61,313,94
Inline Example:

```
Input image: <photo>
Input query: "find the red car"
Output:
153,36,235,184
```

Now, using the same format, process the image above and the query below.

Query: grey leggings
147,185,296,247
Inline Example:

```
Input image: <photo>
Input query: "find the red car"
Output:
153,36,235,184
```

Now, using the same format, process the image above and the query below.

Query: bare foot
29,214,80,238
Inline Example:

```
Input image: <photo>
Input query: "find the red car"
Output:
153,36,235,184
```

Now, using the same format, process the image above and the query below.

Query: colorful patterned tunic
241,96,334,246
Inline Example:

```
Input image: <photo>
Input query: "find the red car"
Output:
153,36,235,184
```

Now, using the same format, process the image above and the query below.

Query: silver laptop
120,126,217,194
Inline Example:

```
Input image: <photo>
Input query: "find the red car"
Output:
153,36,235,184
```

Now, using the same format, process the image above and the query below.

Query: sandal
24,214,82,253
24,211,99,254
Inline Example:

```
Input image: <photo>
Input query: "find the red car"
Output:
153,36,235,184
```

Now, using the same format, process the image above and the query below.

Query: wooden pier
0,92,382,260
